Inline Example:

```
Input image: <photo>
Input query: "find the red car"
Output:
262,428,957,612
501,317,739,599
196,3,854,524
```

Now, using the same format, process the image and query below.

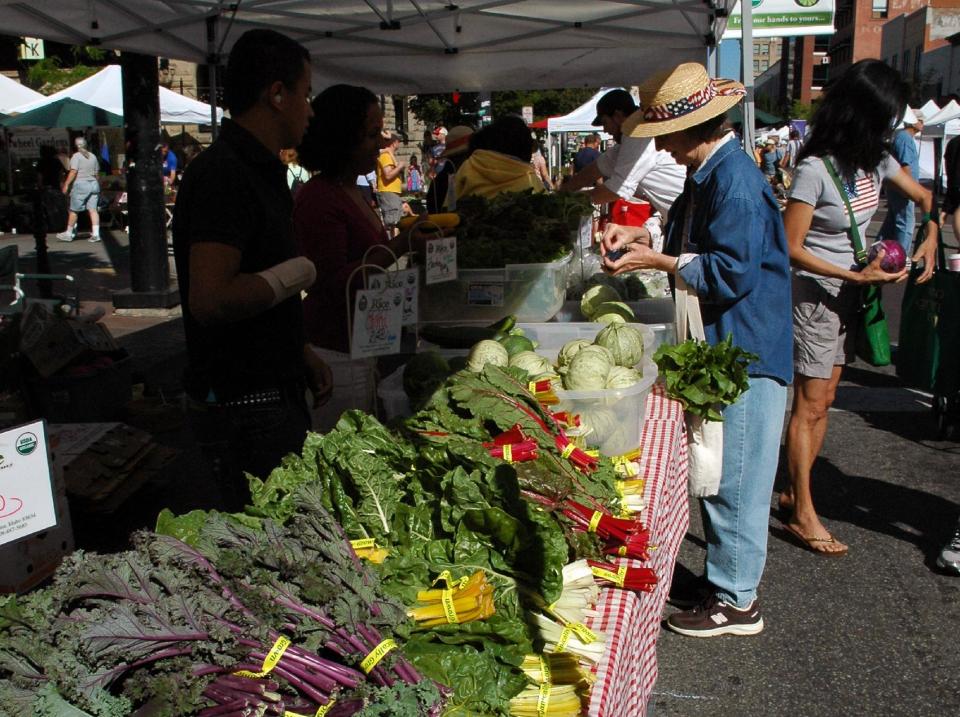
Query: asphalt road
654,208,960,717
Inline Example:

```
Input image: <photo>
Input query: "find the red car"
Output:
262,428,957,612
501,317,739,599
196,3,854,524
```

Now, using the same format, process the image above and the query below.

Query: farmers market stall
585,384,688,716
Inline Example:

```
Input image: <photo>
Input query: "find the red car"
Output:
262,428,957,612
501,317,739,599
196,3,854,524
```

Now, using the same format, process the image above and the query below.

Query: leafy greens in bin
455,190,593,268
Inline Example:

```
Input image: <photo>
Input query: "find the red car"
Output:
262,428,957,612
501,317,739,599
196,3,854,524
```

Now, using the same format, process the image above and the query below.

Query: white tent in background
0,74,43,114
920,100,941,122
9,66,221,125
547,89,615,134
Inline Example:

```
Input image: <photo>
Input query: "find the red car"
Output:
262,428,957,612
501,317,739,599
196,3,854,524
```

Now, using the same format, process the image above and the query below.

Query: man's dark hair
298,84,379,176
469,116,533,162
586,133,601,146
224,29,310,116
797,59,908,175
593,89,637,125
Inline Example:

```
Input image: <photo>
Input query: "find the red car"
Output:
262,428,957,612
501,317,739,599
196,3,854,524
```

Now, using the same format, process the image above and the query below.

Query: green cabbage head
594,323,646,367
466,339,509,372
509,350,554,376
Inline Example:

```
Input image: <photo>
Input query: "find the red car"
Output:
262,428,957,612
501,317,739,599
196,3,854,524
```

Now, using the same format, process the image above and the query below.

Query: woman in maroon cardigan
294,84,419,430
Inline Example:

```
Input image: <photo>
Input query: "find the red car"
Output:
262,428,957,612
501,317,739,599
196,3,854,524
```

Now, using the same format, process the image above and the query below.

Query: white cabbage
577,408,621,446
594,323,646,367
562,346,613,390
605,365,643,389
591,301,635,324
466,339,509,372
580,284,622,320
509,350,554,376
557,339,593,369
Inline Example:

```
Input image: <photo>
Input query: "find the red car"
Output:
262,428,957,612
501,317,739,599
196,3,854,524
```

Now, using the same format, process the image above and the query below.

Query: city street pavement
3,202,960,716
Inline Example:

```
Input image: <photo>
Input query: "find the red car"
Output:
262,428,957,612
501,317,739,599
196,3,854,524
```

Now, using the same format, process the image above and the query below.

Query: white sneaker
56,230,75,242
937,519,960,575
88,235,101,243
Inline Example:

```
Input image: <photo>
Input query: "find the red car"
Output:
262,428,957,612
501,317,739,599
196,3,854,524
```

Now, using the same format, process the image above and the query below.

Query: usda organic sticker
16,432,37,455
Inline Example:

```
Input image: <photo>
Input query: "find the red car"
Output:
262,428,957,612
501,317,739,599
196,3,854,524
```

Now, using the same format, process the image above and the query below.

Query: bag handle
673,197,706,343
822,157,868,266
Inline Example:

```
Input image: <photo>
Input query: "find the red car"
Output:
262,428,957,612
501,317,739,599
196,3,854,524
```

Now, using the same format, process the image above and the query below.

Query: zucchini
420,315,517,349
397,213,460,231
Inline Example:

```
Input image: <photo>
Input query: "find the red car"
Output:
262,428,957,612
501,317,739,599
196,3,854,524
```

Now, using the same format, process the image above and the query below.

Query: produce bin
516,322,654,362
419,253,572,324
553,296,675,324
555,357,659,457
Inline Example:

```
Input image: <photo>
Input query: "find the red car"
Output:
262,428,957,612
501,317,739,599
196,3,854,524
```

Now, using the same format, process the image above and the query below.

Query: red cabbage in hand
867,239,906,272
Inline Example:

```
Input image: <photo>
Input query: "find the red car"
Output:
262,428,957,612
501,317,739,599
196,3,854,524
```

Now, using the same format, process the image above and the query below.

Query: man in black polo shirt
173,29,331,511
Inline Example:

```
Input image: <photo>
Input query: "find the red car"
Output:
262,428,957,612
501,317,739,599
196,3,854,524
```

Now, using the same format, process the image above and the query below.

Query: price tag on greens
425,236,457,285
367,268,418,326
350,287,403,359
0,420,57,547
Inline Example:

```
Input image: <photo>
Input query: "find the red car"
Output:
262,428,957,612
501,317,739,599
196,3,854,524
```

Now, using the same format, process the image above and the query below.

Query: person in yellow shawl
455,116,546,199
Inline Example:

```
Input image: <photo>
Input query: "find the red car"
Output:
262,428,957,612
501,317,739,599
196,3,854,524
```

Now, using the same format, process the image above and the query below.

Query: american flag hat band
642,79,746,123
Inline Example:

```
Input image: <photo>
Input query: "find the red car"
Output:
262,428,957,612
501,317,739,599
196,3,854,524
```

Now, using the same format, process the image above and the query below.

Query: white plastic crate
419,253,572,324
555,357,659,457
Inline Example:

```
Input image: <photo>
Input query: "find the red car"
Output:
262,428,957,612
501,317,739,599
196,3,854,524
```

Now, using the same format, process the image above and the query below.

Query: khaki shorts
792,276,860,379
377,191,403,227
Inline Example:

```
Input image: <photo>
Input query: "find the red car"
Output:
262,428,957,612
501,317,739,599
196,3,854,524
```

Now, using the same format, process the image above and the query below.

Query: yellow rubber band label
617,545,628,557
285,699,336,717
441,588,459,624
584,449,600,458
537,682,550,717
556,625,573,652
588,511,603,533
570,622,597,644
360,638,396,674
591,566,625,587
561,443,576,459
350,538,376,550
502,443,513,463
234,635,290,678
539,654,552,685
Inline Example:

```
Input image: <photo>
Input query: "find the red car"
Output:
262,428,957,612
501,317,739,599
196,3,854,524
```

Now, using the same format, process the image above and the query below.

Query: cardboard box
18,303,120,378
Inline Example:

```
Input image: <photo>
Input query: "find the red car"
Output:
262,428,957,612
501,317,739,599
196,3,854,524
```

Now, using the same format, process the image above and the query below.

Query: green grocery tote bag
897,230,960,396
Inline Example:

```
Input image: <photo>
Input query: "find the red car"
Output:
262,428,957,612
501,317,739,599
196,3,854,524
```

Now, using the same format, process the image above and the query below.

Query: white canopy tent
0,74,43,113
546,89,615,134
8,65,221,125
0,1,735,94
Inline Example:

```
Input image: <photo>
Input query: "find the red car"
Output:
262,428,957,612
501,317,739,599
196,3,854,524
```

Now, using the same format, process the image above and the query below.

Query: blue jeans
700,376,787,608
879,191,915,255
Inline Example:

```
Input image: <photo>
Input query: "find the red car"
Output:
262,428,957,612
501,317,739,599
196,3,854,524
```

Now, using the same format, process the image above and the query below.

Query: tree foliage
26,46,108,95
409,88,598,129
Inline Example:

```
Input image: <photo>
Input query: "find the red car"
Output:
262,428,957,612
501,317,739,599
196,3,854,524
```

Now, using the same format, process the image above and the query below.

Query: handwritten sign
0,420,56,547
368,268,419,326
425,236,458,285
351,287,403,359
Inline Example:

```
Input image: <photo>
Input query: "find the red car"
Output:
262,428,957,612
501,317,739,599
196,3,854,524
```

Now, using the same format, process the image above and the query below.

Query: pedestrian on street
57,137,102,243
601,62,793,637
376,132,406,230
572,133,601,173
425,124,474,213
172,28,332,512
877,110,924,255
780,59,938,555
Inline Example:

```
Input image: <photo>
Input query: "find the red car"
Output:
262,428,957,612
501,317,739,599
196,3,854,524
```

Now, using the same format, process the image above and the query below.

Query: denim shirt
664,139,793,384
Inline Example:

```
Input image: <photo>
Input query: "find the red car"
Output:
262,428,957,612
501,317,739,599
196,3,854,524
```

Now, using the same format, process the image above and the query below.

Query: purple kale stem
84,647,194,690
269,663,332,705
213,674,281,698
273,595,336,630
193,664,225,677
198,699,252,716
280,646,363,688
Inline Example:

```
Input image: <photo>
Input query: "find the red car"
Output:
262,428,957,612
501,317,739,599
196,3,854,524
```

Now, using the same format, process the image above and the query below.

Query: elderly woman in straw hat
602,63,793,637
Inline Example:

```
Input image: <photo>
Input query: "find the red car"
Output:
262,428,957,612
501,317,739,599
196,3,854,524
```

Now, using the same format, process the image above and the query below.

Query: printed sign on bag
425,236,457,285
0,420,56,547
367,269,419,326
351,287,403,359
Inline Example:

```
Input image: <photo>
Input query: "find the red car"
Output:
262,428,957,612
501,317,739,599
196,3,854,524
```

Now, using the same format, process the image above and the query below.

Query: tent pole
707,44,718,78
207,15,219,140
740,1,755,156
4,130,12,197
113,52,179,310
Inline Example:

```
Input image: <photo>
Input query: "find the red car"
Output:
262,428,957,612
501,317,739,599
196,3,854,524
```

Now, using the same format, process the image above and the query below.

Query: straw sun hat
625,63,745,138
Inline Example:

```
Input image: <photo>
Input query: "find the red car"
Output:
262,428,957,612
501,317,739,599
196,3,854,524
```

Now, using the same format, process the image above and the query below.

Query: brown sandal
783,524,848,557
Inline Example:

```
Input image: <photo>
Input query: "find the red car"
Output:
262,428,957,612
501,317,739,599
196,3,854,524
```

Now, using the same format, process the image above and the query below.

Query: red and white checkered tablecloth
586,383,689,717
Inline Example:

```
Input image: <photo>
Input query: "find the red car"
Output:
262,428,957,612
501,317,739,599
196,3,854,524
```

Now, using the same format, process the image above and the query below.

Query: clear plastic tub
516,322,654,362
377,364,410,421
419,253,572,324
555,357,659,457
553,296,675,324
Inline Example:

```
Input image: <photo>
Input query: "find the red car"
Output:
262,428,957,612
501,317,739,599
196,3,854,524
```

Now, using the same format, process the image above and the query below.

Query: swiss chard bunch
653,335,758,421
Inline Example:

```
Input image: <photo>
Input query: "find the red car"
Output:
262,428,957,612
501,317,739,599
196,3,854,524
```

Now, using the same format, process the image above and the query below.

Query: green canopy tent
728,104,784,128
0,97,123,129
